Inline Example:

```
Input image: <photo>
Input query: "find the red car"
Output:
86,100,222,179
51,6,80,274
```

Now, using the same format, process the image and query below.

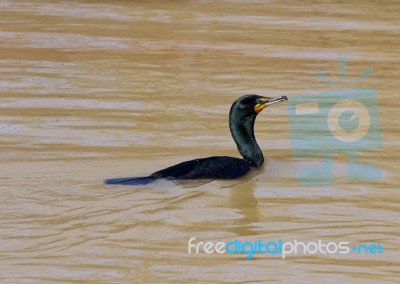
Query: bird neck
229,113,264,168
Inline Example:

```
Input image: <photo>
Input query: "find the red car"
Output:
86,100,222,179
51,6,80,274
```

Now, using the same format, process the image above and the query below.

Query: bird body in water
105,94,288,185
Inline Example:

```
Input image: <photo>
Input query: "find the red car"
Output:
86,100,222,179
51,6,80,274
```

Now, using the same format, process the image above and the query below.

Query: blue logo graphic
287,58,382,186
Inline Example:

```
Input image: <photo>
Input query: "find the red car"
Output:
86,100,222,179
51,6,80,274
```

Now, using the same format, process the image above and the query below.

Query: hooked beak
254,96,288,114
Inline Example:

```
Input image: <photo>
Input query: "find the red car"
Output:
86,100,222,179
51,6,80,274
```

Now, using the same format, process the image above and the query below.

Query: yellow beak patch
254,98,268,114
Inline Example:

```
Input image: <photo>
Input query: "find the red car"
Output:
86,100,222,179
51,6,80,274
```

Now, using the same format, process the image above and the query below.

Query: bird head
231,94,288,118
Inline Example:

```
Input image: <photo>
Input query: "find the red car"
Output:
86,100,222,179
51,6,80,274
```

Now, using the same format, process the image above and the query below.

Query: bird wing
151,156,252,180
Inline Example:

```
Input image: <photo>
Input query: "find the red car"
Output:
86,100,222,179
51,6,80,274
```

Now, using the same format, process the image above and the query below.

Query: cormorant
105,94,288,185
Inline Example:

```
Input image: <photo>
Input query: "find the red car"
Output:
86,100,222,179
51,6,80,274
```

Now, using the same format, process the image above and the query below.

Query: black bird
105,94,288,185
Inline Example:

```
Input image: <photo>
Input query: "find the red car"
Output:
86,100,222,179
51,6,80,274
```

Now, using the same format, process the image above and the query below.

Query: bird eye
256,99,261,104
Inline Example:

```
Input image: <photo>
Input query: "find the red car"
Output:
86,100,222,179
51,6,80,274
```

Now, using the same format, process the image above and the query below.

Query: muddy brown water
1,0,399,283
